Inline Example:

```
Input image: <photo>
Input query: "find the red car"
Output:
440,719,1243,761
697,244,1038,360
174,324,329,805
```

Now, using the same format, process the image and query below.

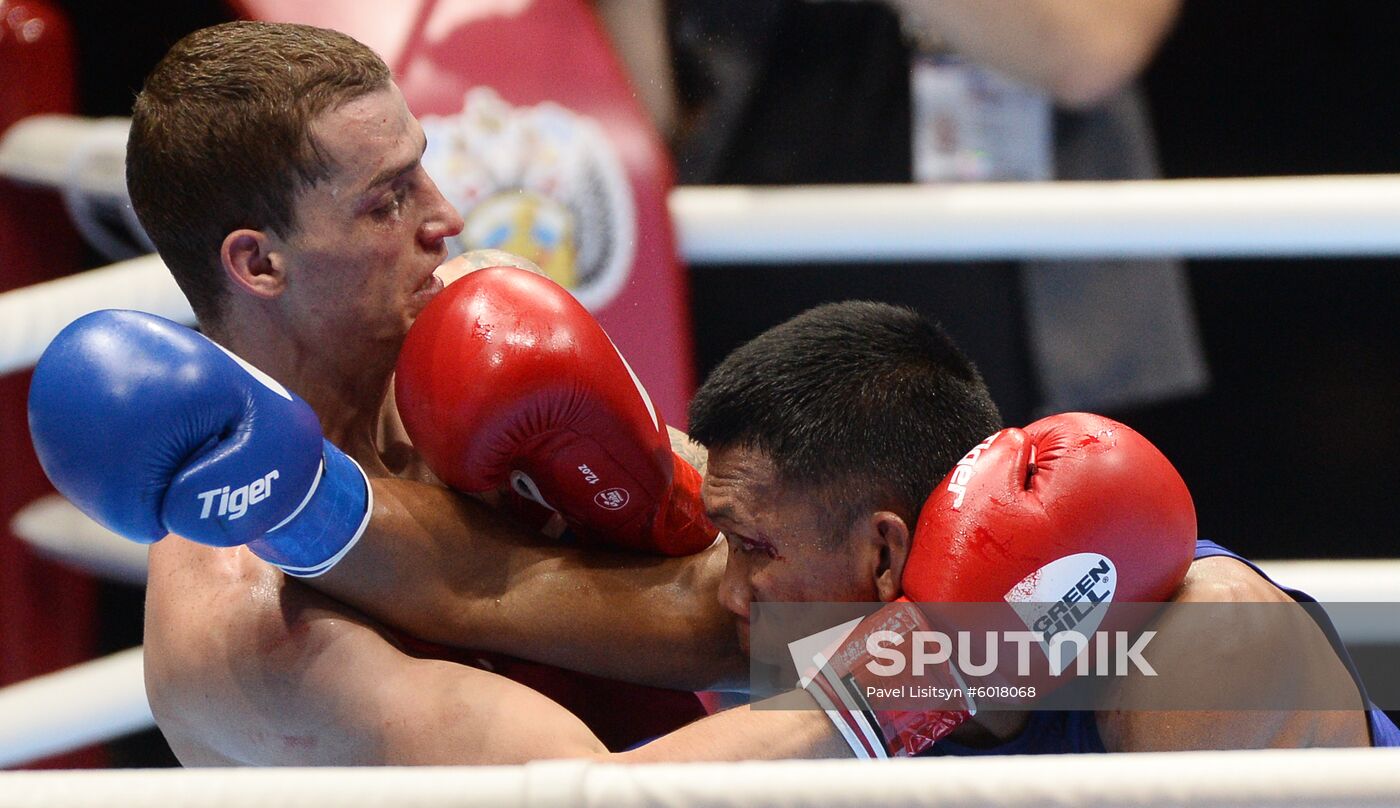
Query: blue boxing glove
27,309,370,577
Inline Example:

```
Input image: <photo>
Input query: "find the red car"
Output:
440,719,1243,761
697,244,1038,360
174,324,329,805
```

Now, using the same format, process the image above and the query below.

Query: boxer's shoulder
1096,555,1370,751
147,538,388,666
1173,555,1293,604
145,539,390,764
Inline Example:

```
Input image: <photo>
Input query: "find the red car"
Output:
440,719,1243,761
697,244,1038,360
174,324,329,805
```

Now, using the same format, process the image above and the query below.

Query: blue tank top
924,539,1400,755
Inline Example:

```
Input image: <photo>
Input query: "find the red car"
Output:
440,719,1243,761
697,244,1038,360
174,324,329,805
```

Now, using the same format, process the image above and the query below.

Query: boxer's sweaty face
704,445,879,653
275,83,463,351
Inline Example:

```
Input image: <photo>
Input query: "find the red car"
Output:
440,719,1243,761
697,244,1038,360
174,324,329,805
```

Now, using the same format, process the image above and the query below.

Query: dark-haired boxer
686,301,1398,753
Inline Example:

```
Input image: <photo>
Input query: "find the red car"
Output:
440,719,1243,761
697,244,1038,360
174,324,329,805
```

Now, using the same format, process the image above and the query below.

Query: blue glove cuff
246,440,372,577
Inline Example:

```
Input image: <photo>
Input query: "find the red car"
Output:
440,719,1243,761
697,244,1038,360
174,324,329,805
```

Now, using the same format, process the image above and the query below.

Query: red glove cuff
648,453,720,556
805,601,974,758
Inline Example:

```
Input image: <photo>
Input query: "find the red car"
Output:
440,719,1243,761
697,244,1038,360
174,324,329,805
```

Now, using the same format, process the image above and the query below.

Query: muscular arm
1097,556,1371,751
886,0,1181,107
148,538,843,765
145,539,607,765
617,691,850,762
312,477,744,692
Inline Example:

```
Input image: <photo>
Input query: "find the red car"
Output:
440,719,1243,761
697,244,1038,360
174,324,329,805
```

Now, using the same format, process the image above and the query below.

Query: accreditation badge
910,53,1054,183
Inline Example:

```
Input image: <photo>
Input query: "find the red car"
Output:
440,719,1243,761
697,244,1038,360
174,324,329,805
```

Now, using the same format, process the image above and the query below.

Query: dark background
45,0,1400,763
1136,0,1400,562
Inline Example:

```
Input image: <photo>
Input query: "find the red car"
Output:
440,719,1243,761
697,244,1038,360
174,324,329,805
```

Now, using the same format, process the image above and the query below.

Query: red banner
0,0,101,769
234,0,697,426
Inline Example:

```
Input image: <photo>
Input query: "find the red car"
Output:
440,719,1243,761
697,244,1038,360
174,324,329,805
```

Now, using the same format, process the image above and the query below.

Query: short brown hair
127,21,391,329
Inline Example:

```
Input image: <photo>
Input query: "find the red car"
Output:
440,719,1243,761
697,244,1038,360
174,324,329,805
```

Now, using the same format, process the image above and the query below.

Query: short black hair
688,301,1003,533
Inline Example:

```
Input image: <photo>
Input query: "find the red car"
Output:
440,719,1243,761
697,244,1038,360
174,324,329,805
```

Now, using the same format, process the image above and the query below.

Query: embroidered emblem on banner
421,87,636,310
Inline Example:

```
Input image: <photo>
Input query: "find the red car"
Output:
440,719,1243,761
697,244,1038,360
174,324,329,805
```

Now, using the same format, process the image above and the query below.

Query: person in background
599,0,1208,424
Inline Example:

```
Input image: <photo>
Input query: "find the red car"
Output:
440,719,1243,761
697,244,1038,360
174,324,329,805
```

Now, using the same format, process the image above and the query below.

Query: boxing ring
3,750,1400,807
2,115,1400,804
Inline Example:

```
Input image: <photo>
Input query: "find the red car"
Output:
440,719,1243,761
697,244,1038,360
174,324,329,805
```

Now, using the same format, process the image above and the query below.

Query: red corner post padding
231,0,709,747
399,0,697,429
0,0,103,769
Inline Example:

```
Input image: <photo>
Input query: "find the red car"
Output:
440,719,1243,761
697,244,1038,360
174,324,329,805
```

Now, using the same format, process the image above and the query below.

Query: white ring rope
0,647,152,770
54,116,156,261
10,494,149,586
669,177,1400,262
0,252,192,376
0,116,130,197
7,115,1400,373
12,491,1400,629
11,115,1400,263
12,493,1400,612
2,749,1399,808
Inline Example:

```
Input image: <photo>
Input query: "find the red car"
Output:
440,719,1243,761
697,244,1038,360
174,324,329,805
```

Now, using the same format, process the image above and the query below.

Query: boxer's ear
221,229,285,299
855,511,909,603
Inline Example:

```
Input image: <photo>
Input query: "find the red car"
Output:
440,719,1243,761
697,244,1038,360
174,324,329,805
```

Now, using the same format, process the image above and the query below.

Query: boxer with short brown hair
127,22,390,332
118,20,739,764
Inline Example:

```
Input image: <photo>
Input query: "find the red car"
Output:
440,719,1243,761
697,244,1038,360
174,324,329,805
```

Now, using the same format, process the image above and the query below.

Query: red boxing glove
904,412,1196,607
812,413,1195,758
395,267,717,556
911,412,1194,729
